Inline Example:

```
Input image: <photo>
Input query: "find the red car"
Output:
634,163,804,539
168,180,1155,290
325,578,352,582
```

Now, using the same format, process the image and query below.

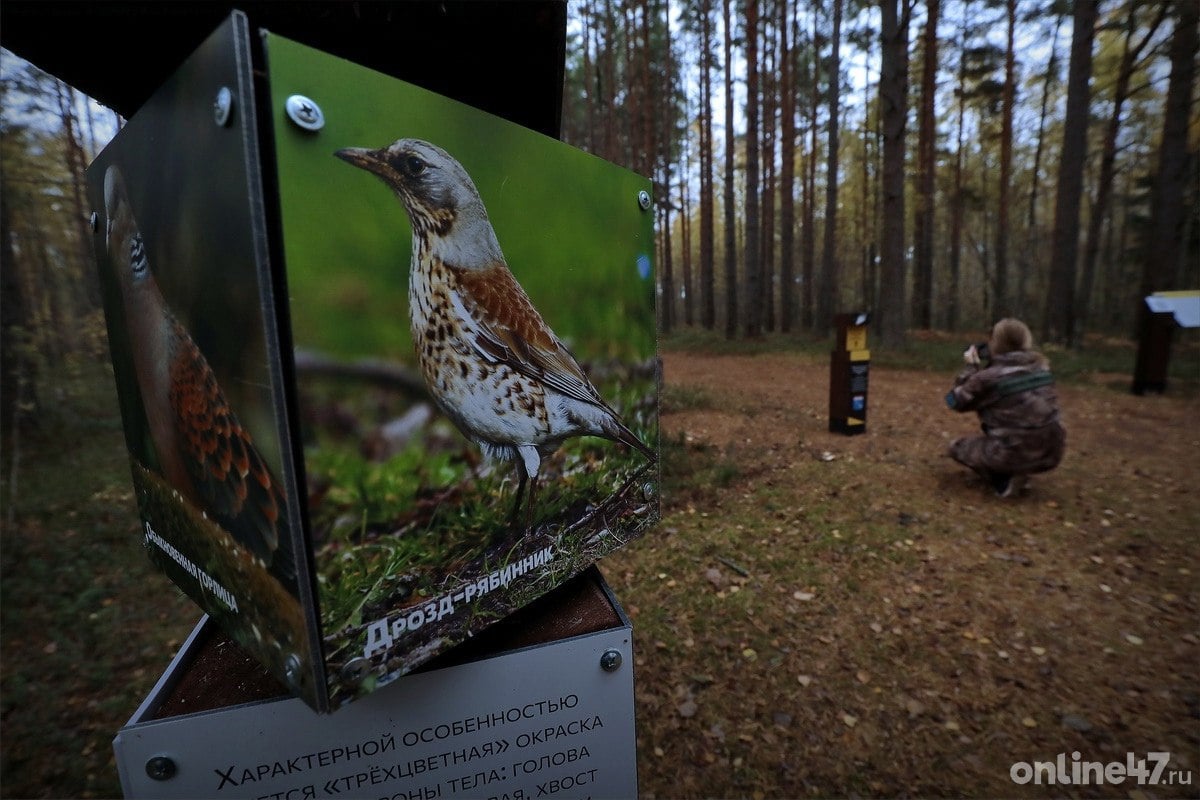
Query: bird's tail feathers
607,418,656,462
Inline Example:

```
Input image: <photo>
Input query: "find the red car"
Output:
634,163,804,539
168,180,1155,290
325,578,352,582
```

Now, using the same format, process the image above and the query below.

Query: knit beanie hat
989,318,1034,355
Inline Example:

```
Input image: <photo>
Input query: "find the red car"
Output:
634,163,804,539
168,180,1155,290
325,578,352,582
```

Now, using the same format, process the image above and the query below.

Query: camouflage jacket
945,351,1062,436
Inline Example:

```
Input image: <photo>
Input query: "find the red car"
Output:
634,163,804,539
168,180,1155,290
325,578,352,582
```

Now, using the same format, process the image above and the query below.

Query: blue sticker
636,253,651,280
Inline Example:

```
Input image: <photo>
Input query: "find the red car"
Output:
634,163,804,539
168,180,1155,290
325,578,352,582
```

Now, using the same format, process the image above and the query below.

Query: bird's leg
524,475,538,533
515,446,542,534
506,462,527,532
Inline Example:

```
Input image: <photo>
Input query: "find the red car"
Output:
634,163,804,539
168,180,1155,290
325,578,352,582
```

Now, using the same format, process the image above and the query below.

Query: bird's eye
403,155,426,177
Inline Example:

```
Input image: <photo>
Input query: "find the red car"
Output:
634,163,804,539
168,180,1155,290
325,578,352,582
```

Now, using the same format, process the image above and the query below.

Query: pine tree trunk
762,5,777,333
1,172,36,434
1020,12,1061,324
1079,4,1165,336
583,1,597,154
816,0,842,332
947,1,971,332
660,200,674,333
779,0,796,332
744,0,762,337
56,83,97,311
657,0,675,332
857,27,875,313
1133,0,1197,387
878,0,910,347
870,87,883,316
723,0,739,339
1139,0,1198,299
681,153,695,326
700,0,716,330
802,8,819,330
1042,0,1097,346
911,0,938,329
601,0,617,161
622,3,636,167
994,0,1016,319
642,0,656,178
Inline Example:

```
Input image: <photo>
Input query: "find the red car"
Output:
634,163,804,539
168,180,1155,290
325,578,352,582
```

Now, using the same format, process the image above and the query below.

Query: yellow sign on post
830,312,870,435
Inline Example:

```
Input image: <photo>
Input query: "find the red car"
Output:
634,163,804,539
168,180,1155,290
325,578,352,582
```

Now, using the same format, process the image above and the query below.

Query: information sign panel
115,616,636,799
87,12,659,712
87,13,322,707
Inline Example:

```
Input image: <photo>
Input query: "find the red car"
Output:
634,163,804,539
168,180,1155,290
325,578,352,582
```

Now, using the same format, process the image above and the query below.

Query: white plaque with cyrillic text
115,621,636,799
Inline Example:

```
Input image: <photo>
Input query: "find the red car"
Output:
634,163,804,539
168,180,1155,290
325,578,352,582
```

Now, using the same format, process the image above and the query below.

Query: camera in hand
973,341,990,362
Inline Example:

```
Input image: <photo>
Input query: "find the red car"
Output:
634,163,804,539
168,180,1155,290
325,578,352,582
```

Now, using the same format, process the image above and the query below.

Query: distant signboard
1145,292,1200,328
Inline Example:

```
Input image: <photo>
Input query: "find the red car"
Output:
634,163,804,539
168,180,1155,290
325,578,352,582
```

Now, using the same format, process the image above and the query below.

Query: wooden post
829,312,870,434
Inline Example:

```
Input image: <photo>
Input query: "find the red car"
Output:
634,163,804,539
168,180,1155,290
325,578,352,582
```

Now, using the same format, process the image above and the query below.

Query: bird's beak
335,147,391,179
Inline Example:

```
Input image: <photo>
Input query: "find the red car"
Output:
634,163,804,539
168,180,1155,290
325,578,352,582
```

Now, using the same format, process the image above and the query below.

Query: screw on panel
285,95,325,132
637,190,652,211
145,755,177,781
213,87,233,127
600,649,623,672
341,657,370,684
284,653,304,689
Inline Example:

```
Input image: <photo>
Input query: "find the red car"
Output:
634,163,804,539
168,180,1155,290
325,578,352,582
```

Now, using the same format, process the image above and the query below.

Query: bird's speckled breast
408,246,550,458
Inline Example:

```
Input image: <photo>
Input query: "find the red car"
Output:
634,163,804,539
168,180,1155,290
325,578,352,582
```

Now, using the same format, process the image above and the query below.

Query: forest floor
2,333,1198,798
606,342,1200,798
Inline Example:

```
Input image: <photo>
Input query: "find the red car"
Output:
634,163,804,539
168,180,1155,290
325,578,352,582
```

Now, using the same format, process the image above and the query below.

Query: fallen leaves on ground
611,349,1200,799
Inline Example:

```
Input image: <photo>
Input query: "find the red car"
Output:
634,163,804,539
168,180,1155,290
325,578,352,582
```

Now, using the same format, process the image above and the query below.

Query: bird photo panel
86,16,322,708
87,14,659,714
265,34,660,706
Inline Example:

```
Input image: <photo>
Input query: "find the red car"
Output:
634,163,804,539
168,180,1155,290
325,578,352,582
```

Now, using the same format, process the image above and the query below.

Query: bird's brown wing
452,264,654,460
166,317,291,575
451,265,609,409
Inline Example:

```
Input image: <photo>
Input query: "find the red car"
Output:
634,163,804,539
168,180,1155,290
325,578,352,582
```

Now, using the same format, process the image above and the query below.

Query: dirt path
605,349,1200,798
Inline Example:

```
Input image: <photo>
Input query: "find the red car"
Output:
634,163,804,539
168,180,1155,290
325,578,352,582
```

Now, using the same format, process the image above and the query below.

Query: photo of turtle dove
944,318,1066,498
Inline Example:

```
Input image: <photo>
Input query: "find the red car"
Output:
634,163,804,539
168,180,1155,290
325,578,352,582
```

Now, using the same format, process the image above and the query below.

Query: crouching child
945,318,1066,497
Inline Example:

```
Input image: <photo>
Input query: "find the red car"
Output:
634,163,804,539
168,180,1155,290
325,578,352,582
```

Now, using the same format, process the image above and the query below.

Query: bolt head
637,190,652,211
341,657,370,683
145,755,177,781
285,94,325,132
284,653,304,687
600,648,623,672
213,87,233,127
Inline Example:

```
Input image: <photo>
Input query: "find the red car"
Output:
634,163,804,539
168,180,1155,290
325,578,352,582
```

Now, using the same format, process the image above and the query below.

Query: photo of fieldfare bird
103,165,295,585
335,138,655,530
